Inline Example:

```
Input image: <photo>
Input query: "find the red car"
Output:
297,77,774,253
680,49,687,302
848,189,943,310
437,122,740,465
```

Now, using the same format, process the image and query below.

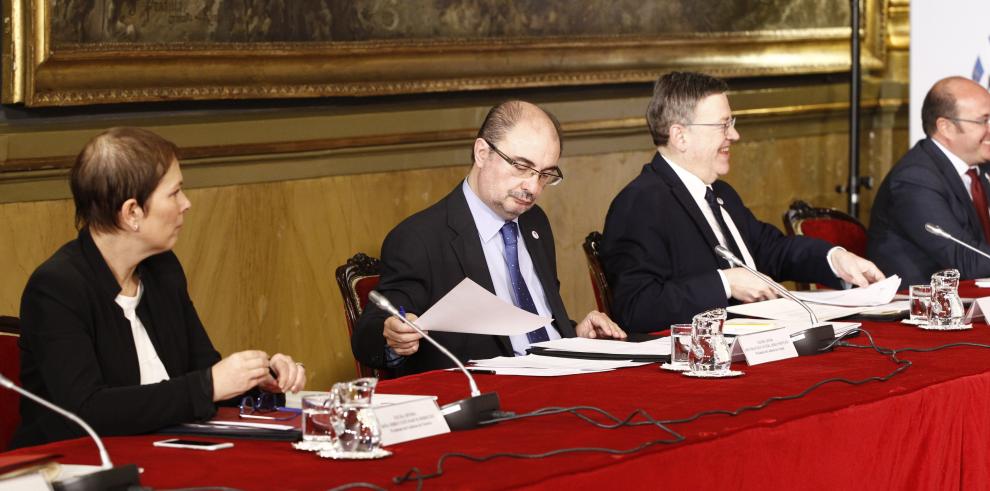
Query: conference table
5,284,990,490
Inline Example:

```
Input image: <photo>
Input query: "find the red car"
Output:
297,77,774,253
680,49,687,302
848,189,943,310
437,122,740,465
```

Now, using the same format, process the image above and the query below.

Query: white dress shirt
664,157,756,297
462,180,561,355
115,283,170,385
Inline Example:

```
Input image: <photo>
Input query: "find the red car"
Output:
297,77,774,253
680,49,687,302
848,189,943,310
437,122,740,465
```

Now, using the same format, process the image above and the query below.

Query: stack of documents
727,275,903,323
468,354,650,377
465,338,670,376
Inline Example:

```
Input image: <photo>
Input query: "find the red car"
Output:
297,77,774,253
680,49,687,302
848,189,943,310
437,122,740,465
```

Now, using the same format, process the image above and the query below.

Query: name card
736,330,798,366
375,397,450,446
964,296,990,323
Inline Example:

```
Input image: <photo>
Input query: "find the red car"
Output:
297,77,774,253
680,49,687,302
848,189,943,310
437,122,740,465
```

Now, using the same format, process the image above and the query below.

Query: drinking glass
328,377,381,453
689,308,731,374
301,394,333,448
929,269,964,329
909,284,932,322
669,324,692,369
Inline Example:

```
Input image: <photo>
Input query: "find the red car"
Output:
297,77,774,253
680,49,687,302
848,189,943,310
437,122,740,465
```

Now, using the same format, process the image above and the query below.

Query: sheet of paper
469,355,648,370
723,318,780,336
791,275,902,306
727,298,868,321
471,367,614,377
778,320,861,338
530,337,671,356
414,278,553,335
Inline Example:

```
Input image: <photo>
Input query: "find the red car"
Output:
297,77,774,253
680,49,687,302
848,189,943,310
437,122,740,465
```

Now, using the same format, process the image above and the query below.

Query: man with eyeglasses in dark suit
352,100,626,377
868,76,990,286
600,71,884,333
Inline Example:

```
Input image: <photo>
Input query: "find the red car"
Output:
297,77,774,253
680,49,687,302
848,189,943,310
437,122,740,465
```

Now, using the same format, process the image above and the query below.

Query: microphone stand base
53,463,141,491
790,323,836,356
441,392,500,431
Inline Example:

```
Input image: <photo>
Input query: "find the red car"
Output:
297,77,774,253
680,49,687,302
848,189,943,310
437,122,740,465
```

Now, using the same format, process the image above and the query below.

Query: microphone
0,373,140,490
925,223,990,262
369,291,500,430
714,245,836,355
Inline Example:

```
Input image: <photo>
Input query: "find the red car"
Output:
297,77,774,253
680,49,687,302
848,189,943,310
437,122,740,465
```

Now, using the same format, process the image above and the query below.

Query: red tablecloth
6,283,990,490
7,321,990,489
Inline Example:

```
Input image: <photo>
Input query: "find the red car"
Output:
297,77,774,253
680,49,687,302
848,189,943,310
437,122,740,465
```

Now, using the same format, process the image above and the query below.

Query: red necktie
967,168,990,244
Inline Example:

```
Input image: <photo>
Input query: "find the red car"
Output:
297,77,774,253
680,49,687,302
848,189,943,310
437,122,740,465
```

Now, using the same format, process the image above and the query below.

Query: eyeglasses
684,117,737,135
947,116,990,127
484,139,564,186
239,393,301,421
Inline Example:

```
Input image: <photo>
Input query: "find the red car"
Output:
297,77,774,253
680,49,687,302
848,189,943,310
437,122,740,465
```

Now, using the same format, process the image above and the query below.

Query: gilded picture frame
3,0,885,107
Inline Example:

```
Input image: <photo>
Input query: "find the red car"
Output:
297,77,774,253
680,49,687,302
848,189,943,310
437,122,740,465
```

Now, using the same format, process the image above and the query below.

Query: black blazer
600,152,837,333
12,229,219,448
867,138,990,286
352,184,575,376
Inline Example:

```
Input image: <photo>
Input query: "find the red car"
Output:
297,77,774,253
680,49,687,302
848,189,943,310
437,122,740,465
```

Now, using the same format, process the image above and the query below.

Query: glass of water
689,308,731,374
669,324,692,370
328,377,381,454
301,394,334,449
929,269,964,329
909,284,932,322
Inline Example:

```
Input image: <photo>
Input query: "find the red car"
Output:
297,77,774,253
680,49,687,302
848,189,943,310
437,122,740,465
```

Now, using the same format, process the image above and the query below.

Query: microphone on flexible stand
924,223,990,261
369,291,500,430
714,245,836,355
0,374,140,491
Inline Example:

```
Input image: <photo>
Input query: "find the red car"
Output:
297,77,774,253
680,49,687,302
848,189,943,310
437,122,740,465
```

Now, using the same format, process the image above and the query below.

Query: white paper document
791,275,902,306
469,355,648,370
465,367,610,377
727,299,865,322
530,337,671,356
415,278,553,335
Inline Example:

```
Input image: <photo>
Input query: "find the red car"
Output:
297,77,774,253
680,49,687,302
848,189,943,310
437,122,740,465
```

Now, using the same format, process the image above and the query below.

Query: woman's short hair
70,127,179,233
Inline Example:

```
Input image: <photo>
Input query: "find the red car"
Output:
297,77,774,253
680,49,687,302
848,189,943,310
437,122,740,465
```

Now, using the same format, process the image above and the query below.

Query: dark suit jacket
352,184,575,376
13,229,219,448
600,153,838,333
867,138,990,286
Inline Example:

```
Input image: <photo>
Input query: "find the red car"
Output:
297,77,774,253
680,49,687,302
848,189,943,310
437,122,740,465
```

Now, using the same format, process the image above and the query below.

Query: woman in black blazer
12,127,306,448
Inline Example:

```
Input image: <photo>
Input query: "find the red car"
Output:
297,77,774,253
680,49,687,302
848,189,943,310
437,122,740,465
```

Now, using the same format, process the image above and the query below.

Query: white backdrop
910,1,990,146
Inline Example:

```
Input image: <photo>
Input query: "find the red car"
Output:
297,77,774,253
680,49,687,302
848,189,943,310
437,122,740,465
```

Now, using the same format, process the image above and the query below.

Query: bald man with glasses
868,77,990,286
600,72,883,333
352,100,625,376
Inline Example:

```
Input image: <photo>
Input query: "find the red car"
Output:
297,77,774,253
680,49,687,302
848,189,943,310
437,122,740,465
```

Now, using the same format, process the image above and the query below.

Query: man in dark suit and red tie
868,76,990,286
352,100,625,376
601,71,884,333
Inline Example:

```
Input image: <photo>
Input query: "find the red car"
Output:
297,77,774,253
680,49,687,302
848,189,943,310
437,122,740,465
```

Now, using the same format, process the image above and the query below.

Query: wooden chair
783,200,868,289
334,253,387,379
0,316,21,451
582,232,613,317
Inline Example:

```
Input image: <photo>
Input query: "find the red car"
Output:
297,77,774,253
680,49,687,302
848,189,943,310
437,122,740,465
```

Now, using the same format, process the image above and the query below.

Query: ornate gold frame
4,0,886,107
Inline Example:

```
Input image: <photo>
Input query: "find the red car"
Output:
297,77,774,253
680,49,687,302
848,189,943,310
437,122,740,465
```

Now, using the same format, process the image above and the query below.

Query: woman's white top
114,283,170,385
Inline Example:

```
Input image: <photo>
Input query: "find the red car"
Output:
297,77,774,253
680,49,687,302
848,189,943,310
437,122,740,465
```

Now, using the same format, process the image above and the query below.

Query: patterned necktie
967,168,990,244
704,187,743,266
499,221,550,344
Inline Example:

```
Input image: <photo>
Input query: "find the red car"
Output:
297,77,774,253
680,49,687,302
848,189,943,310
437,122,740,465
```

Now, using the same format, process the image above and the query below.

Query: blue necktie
499,221,550,344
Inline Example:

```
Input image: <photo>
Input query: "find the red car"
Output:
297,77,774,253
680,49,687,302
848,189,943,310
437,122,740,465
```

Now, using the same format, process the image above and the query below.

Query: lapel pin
717,197,724,206
531,230,540,239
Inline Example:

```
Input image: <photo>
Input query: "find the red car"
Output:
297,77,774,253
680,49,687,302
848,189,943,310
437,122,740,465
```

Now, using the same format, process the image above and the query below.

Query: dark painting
52,0,850,45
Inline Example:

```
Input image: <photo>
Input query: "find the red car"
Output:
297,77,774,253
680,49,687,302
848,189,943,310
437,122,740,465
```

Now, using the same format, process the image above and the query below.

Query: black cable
327,483,390,491
382,329,989,488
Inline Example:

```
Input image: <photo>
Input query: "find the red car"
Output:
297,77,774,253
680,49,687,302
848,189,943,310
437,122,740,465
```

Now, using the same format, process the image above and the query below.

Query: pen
399,306,406,318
